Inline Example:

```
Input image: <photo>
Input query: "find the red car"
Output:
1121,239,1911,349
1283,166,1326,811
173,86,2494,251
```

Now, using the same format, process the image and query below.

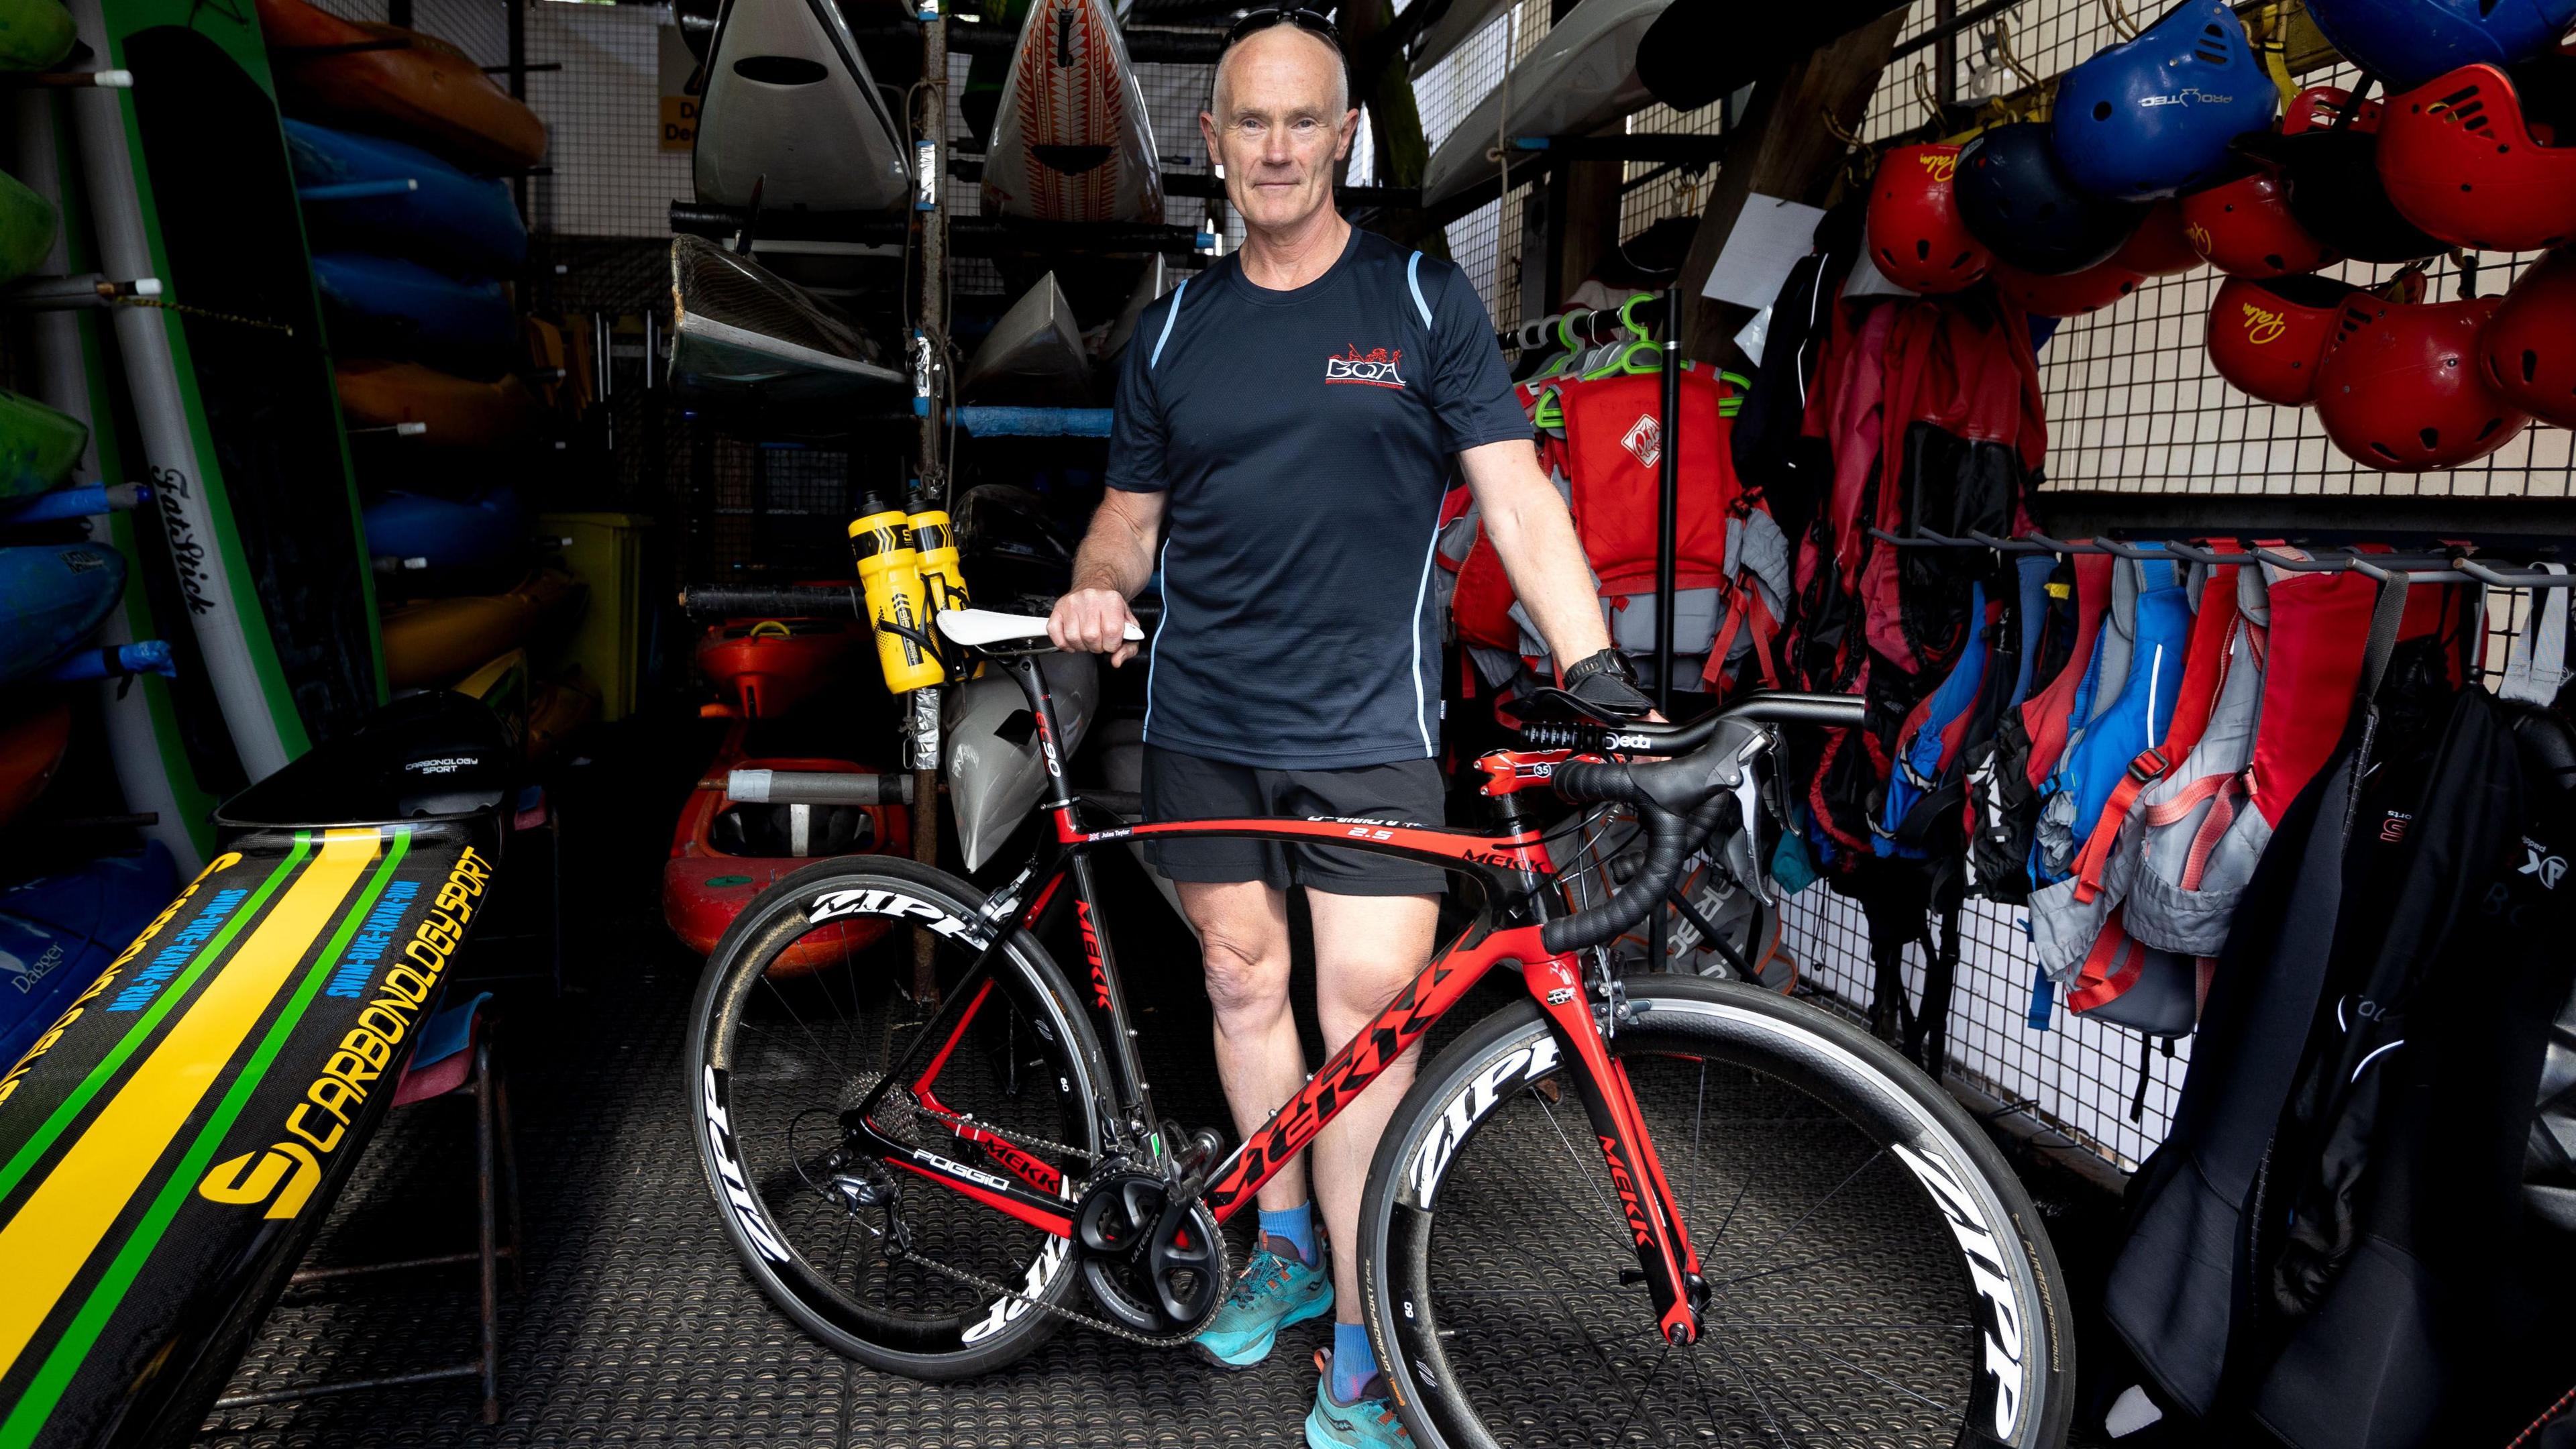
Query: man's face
1198,26,1355,235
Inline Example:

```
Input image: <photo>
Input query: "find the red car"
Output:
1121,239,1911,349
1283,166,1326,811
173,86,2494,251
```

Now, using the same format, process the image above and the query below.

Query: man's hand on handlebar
1049,587,1142,667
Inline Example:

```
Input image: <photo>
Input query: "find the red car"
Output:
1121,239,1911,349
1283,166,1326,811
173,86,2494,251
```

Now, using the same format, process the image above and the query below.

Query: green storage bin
540,511,653,721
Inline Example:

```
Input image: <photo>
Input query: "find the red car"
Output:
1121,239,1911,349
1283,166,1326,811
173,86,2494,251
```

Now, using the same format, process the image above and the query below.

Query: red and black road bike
688,612,2073,1448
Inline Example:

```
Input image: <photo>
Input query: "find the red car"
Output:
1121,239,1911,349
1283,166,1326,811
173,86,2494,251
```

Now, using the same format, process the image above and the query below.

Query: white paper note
1701,195,1828,310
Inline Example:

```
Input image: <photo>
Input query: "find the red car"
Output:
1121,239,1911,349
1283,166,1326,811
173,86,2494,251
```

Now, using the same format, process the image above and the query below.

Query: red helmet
1990,258,2144,317
2315,292,2531,471
2112,198,2204,276
2205,271,2423,406
2378,60,2576,253
1868,144,1991,294
2479,246,2576,429
2207,275,2357,406
2178,165,2339,277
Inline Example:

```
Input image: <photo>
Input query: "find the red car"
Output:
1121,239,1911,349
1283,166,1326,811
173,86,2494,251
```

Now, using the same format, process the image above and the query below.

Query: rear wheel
686,857,1110,1379
1358,975,2073,1448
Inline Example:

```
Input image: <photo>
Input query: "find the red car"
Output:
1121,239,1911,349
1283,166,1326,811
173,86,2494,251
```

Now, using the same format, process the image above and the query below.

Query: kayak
69,0,386,786
0,541,122,684
692,0,911,214
12,70,221,867
377,568,582,689
284,119,527,278
1099,255,1170,364
1410,0,1512,77
663,720,909,973
0,693,511,1449
1635,0,1904,112
695,615,861,718
362,488,527,572
256,0,548,172
0,843,178,1069
1421,0,1674,205
0,166,55,284
981,0,1162,223
525,667,596,762
0,0,73,70
335,358,543,451
313,252,515,354
451,647,528,753
0,386,87,499
666,234,904,428
0,700,70,830
960,272,1089,405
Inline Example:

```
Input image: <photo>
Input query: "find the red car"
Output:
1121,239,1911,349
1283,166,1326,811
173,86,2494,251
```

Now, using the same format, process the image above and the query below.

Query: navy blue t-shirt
1107,227,1528,769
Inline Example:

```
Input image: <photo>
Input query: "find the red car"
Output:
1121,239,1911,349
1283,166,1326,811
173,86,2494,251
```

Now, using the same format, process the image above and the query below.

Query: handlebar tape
1540,767,1734,956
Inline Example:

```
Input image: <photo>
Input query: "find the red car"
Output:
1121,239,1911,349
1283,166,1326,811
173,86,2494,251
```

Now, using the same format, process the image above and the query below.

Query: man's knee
1198,924,1289,1020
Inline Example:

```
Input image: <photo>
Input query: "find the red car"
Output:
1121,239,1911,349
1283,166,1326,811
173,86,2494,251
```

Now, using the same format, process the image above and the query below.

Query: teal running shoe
1305,1350,1415,1449
1189,1233,1332,1369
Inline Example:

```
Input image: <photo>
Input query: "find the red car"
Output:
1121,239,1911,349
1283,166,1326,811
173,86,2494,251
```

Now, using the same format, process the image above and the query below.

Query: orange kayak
378,569,583,689
0,700,68,830
256,0,547,173
337,359,543,451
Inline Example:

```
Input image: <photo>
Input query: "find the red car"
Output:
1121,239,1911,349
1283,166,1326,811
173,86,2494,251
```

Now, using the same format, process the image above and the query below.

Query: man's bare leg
1175,879,1309,1214
1304,888,1439,1321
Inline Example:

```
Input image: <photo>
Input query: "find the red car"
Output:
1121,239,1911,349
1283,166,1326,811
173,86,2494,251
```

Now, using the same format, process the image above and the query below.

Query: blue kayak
286,119,527,278
0,542,124,684
0,843,179,1068
362,488,526,572
313,252,514,353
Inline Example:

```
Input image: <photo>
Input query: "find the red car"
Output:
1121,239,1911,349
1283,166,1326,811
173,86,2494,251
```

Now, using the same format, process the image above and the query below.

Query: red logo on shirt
1325,344,1406,389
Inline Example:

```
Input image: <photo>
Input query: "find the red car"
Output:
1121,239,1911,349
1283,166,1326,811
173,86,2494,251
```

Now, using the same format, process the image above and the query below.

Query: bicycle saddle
936,608,1144,647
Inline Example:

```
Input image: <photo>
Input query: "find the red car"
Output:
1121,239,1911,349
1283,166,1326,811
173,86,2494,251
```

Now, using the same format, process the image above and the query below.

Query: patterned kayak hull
981,0,1162,223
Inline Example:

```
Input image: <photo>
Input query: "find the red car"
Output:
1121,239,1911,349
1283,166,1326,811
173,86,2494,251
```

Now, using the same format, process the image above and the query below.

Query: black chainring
1073,1169,1222,1335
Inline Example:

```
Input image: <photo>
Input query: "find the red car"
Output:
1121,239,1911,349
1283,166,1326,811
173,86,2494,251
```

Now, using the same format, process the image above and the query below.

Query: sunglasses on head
1222,5,1343,51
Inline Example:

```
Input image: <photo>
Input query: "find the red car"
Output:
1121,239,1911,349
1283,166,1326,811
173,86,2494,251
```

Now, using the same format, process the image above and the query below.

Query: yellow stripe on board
0,829,381,1378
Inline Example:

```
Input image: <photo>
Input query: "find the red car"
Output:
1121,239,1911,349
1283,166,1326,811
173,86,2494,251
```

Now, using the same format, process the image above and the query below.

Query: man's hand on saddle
1049,587,1143,667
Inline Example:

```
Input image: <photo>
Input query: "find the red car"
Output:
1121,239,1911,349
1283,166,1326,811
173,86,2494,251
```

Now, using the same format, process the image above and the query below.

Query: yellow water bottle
908,504,969,619
849,492,943,693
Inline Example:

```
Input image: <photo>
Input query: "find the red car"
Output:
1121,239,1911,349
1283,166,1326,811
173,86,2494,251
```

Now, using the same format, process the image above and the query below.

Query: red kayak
694,615,861,718
0,701,70,830
663,721,910,975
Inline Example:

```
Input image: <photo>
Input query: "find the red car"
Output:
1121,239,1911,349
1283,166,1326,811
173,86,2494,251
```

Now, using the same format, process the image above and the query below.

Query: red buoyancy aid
1557,369,1741,594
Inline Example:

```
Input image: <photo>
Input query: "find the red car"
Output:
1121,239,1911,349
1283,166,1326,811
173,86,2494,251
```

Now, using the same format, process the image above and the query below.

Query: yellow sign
661,95,698,152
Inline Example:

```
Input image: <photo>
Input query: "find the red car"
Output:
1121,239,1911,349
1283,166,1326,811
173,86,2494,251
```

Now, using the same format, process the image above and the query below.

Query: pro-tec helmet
2112,198,2205,276
2479,246,2576,429
2206,272,2422,406
1990,258,2145,317
2178,163,2339,276
1867,144,1991,294
2314,292,2530,471
2238,87,2447,264
2051,0,2279,200
1955,121,2147,274
2378,58,2576,253
2302,0,2576,92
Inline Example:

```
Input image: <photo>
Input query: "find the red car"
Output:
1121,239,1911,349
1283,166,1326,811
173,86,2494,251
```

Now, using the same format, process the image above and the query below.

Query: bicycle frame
847,650,1710,1344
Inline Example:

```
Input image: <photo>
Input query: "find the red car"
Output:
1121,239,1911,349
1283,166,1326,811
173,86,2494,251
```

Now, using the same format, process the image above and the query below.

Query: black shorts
1140,747,1448,897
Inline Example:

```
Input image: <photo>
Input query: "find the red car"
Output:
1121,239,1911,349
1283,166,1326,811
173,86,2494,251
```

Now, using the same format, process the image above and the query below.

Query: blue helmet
2051,0,2279,200
2304,0,2576,91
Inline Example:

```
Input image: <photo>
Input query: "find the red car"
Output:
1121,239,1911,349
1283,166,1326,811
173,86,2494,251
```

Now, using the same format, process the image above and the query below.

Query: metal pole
909,0,949,1004
1650,286,1680,974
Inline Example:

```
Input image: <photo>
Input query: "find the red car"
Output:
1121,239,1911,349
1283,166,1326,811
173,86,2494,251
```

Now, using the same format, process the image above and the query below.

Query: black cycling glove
1559,648,1654,721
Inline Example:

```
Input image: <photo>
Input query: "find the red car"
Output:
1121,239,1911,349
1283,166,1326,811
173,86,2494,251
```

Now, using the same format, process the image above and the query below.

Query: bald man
1047,11,1644,1445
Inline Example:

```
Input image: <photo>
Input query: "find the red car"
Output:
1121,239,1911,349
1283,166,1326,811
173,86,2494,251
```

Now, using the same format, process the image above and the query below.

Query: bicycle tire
686,856,1113,1379
1357,975,2074,1449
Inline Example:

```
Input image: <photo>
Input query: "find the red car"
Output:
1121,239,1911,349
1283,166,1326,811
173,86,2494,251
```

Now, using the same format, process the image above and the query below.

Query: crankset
1074,1168,1223,1336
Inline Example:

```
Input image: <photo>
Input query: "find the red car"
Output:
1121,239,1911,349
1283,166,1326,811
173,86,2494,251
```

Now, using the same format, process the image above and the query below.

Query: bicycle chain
863,1083,1232,1348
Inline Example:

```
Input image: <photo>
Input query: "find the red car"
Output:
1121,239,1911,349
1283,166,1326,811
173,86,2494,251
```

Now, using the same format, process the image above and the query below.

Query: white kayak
960,272,1090,405
1097,254,1169,362
1421,0,1674,205
980,0,1162,223
694,0,912,214
667,235,904,427
1410,0,1513,78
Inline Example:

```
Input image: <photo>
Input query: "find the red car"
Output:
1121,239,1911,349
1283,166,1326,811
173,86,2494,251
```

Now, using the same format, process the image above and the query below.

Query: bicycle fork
1523,953,1709,1347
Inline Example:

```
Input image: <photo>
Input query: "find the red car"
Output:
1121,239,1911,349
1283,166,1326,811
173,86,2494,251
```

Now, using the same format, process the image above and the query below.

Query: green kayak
0,0,72,70
0,387,86,498
0,167,54,281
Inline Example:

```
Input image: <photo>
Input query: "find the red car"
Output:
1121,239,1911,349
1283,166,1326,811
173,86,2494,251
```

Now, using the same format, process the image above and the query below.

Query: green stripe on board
0,835,313,1208
0,828,413,1449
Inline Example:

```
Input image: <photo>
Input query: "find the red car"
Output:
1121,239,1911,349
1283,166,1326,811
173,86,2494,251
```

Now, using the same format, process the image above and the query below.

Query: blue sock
1331,1322,1377,1401
1258,1201,1316,1266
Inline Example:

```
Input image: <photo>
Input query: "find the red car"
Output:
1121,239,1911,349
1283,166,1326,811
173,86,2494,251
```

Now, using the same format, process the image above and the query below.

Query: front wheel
1356,975,2074,1448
